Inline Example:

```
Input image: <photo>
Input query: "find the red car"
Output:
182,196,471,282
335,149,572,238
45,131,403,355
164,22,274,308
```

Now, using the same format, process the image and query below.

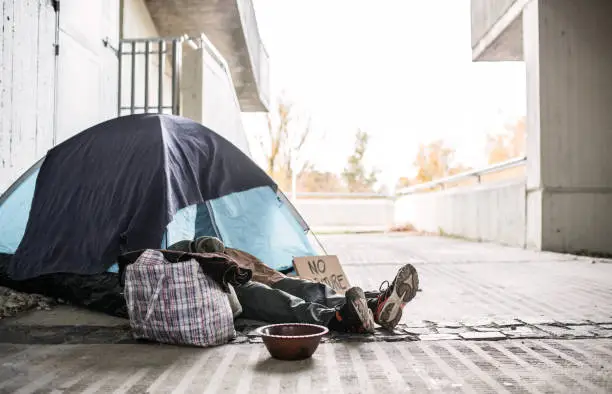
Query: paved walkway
0,234,611,393
328,233,612,325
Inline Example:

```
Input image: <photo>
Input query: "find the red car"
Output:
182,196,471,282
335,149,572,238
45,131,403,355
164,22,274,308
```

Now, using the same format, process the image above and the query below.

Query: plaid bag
124,249,236,347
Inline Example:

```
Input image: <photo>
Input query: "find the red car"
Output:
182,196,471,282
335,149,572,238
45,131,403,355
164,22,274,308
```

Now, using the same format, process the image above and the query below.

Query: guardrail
285,156,527,200
117,34,241,118
396,156,527,195
118,37,184,116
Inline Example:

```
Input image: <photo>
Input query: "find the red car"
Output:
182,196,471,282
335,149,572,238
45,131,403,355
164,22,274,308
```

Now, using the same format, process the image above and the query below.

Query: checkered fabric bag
124,249,236,347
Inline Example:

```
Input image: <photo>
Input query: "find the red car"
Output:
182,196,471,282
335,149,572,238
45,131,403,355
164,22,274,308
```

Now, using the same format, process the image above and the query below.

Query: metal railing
117,37,184,116
117,34,242,120
280,157,527,201
396,156,527,195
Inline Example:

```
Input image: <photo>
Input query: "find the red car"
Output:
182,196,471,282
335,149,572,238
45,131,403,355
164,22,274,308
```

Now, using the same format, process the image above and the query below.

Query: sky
242,0,527,190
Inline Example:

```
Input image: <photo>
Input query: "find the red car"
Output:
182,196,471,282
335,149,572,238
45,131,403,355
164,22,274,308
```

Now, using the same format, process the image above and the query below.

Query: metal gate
117,37,184,116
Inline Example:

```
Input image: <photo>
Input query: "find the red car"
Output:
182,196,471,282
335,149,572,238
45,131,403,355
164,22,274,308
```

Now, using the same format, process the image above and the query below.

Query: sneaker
329,287,375,333
373,264,419,330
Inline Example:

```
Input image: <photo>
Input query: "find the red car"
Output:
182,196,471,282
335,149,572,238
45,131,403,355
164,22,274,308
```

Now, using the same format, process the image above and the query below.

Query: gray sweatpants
234,277,380,326
234,277,346,326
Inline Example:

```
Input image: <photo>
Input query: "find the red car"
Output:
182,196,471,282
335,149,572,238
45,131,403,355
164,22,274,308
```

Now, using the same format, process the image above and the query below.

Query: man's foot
373,264,419,330
329,287,375,333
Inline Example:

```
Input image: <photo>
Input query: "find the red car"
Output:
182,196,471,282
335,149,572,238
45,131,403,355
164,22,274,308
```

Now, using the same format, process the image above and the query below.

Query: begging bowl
257,323,329,361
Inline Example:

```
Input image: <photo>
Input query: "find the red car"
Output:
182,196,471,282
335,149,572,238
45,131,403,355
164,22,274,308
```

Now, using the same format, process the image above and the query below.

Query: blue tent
0,114,315,280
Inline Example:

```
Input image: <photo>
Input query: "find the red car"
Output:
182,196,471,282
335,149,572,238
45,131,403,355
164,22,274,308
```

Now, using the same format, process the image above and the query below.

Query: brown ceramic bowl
257,323,329,361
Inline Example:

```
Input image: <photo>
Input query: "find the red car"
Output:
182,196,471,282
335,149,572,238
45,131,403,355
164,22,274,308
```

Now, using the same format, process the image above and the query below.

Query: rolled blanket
223,248,286,287
191,237,225,253
173,236,287,286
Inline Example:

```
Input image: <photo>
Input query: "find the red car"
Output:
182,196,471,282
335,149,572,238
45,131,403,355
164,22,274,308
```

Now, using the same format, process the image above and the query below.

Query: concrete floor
0,234,611,393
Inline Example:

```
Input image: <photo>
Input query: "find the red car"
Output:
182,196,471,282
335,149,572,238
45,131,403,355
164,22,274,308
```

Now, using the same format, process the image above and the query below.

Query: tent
0,114,315,280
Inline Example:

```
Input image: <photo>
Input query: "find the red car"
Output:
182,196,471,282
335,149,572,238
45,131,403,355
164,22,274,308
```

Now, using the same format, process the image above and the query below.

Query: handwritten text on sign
292,255,351,294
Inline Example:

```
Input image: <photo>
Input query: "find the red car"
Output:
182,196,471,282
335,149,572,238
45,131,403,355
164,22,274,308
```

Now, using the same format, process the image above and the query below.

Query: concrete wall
182,46,250,155
0,0,56,193
55,0,119,144
471,0,517,47
395,181,526,247
0,0,121,194
524,0,612,254
294,199,395,233
470,0,526,61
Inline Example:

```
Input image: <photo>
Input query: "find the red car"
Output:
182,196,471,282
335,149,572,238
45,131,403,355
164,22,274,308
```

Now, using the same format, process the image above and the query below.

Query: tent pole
290,147,297,203
311,230,328,255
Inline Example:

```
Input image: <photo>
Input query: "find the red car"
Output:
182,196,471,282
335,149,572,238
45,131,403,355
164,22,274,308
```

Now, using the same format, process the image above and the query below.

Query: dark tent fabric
0,114,315,280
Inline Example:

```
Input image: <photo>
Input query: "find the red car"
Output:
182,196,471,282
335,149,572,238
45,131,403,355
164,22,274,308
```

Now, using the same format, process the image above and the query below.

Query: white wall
0,0,56,193
0,0,121,194
55,0,119,144
123,0,157,38
395,181,526,247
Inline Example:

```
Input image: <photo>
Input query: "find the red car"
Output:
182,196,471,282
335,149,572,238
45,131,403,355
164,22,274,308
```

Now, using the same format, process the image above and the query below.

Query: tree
341,129,379,192
412,140,455,183
396,140,471,190
297,165,346,193
486,116,526,164
258,97,312,190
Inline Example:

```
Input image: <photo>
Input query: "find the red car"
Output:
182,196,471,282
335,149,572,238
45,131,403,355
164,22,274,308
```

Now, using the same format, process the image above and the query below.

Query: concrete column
524,0,612,254
180,47,251,155
181,48,205,124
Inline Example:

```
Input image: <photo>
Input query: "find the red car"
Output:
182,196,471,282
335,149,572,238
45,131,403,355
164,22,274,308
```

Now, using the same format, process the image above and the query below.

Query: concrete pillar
523,0,612,254
181,48,205,124
180,47,251,156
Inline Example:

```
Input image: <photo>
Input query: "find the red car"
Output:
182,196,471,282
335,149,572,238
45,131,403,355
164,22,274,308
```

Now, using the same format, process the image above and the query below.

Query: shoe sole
378,264,419,330
346,287,376,333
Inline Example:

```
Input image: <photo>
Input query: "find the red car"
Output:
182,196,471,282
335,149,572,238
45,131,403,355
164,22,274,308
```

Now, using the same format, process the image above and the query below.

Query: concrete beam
144,0,270,112
471,0,529,61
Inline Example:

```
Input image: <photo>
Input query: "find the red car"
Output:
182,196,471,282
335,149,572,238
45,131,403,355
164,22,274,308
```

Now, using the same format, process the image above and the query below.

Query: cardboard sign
292,255,351,294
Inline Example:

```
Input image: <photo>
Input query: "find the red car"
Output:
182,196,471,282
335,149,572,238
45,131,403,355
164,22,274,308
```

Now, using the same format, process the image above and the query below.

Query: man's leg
234,281,337,326
270,277,375,333
235,280,375,333
270,277,346,309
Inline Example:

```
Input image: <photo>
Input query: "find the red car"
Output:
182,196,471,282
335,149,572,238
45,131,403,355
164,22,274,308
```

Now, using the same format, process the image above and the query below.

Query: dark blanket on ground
0,253,128,317
0,251,252,318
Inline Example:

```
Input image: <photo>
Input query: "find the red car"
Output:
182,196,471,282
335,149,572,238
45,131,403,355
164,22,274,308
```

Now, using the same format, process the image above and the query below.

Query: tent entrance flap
208,186,315,272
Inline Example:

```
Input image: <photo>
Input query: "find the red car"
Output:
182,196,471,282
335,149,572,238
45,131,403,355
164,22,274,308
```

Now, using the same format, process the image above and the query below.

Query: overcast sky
242,0,526,189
